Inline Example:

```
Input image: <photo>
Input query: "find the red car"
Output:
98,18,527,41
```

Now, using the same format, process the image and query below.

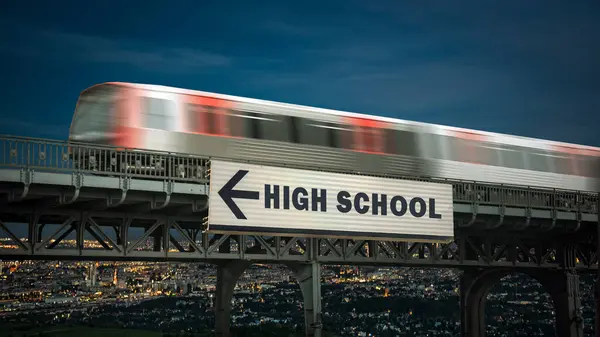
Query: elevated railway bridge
0,135,598,337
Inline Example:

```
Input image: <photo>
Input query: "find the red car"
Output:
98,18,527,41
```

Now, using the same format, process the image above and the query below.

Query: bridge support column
287,262,323,337
597,196,600,337
547,269,583,337
459,268,503,337
460,267,583,337
596,278,600,337
214,260,250,337
548,243,583,337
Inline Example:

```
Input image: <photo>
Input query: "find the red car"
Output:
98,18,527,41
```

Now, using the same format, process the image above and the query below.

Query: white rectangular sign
208,160,454,241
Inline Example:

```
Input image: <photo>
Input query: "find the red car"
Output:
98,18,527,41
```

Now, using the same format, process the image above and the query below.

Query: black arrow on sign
217,170,260,220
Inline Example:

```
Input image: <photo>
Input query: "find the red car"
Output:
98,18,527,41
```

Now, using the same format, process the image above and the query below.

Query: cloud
0,21,231,73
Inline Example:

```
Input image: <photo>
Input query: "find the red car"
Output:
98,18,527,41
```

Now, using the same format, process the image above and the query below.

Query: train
68,82,600,193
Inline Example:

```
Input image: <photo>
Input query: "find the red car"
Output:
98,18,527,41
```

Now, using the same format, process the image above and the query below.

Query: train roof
88,82,600,155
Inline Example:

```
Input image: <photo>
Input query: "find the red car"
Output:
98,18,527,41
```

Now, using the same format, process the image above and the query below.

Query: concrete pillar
596,195,600,337
459,268,507,337
287,262,323,337
460,270,485,337
596,271,600,337
214,260,250,337
460,240,584,337
548,269,583,337
549,242,583,337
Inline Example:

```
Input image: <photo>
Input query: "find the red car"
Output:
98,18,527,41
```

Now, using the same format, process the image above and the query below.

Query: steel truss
0,135,598,271
0,206,597,271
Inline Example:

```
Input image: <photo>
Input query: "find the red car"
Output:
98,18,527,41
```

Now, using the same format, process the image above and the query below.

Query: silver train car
68,82,600,193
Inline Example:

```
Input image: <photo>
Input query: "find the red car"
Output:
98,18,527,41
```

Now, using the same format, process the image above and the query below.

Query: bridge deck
0,135,597,270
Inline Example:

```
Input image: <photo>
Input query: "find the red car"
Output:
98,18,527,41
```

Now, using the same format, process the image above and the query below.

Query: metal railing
0,135,597,214
270,159,599,214
0,135,209,182
452,182,597,214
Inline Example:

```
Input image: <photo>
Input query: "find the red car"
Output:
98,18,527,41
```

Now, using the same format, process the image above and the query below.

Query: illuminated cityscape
0,249,596,336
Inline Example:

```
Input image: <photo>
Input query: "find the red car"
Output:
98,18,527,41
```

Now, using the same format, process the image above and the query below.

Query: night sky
1,0,598,146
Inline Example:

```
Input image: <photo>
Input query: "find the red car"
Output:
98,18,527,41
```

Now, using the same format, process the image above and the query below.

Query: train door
140,90,180,132
182,95,235,137
342,117,386,173
452,131,494,165
113,85,143,149
345,117,386,154
112,86,133,148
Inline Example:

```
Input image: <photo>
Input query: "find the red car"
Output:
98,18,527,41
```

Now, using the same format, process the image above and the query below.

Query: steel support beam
0,218,599,271
460,243,584,337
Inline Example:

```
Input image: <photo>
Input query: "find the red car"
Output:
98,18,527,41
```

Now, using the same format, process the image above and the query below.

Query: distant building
44,296,77,304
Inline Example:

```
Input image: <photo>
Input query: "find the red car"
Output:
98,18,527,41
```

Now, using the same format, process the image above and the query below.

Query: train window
254,112,288,142
227,110,288,141
186,103,207,133
454,139,499,166
186,103,214,134
73,96,114,134
385,129,418,156
592,158,600,178
454,139,471,162
421,134,443,159
576,156,600,178
72,86,117,135
206,107,229,135
327,124,337,147
527,152,549,172
322,125,338,148
448,137,467,162
186,103,232,136
243,112,261,138
72,102,112,134
297,118,330,147
288,116,300,143
144,97,175,131
437,135,458,161
332,123,353,149
353,126,384,153
552,155,573,175
225,109,248,137
499,147,525,170
479,144,500,166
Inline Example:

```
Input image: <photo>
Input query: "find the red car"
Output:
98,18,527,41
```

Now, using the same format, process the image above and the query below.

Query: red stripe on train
550,145,600,157
343,117,387,154
184,95,241,138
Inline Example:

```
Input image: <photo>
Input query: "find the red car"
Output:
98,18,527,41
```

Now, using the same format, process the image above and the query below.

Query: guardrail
0,135,597,214
0,135,209,182
452,182,597,214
